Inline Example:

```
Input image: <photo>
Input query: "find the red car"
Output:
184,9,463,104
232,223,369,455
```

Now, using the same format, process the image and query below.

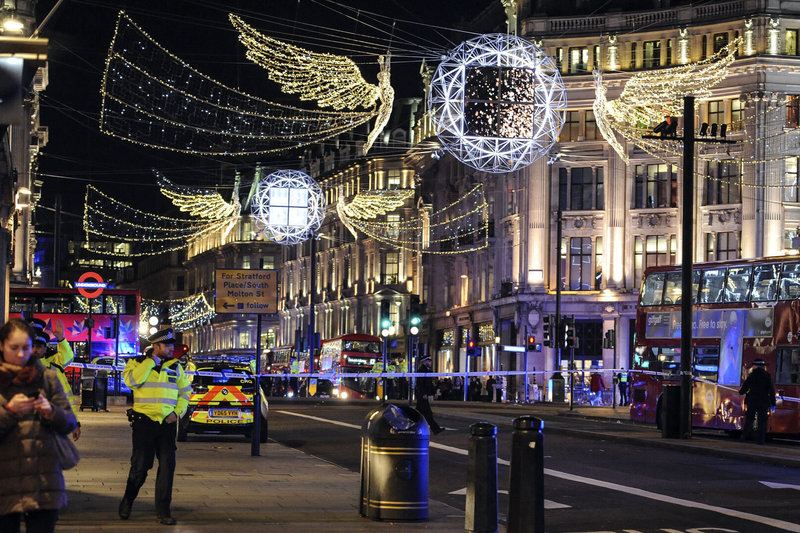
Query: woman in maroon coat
0,319,77,532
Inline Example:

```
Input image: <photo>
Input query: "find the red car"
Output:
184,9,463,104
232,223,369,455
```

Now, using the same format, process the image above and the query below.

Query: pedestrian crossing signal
466,339,478,357
527,335,536,351
543,315,552,347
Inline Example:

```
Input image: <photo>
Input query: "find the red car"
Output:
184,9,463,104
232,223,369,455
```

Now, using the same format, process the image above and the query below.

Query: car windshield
194,365,253,391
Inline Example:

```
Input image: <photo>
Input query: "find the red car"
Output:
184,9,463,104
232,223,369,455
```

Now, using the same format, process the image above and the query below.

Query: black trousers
416,397,441,432
124,416,178,516
0,509,59,533
743,406,769,444
618,383,628,406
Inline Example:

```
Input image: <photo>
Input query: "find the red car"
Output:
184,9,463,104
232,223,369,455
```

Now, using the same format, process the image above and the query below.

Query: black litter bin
359,403,429,521
661,385,681,438
93,370,109,412
80,371,95,412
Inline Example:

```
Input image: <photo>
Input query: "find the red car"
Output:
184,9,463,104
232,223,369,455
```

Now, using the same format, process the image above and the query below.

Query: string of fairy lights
100,11,379,156
141,295,215,333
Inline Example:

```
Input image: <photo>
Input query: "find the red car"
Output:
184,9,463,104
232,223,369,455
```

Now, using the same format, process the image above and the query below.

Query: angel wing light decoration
229,14,394,154
593,37,741,164
100,12,377,155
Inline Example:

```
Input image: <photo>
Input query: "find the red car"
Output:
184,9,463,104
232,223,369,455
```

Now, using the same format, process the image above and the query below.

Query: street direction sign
215,269,278,314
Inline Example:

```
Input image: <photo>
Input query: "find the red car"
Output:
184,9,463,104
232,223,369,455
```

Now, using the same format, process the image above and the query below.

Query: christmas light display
593,38,740,164
229,14,393,154
157,174,240,220
340,189,414,220
250,170,325,245
100,12,377,155
141,295,215,333
83,183,241,256
337,184,488,254
428,33,566,173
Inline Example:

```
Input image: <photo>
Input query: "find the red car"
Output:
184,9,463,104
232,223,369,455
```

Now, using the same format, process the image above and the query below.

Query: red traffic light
467,340,476,348
528,335,535,344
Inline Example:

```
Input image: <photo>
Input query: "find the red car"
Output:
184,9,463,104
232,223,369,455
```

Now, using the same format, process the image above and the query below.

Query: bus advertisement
10,287,141,361
631,257,800,436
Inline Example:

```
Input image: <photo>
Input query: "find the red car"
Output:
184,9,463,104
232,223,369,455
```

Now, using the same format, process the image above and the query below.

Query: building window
643,40,661,68
387,169,401,189
713,32,729,53
787,95,800,128
260,256,275,269
787,30,799,55
785,157,800,202
559,167,604,210
701,34,708,60
731,98,744,131
176,275,184,292
382,252,399,284
556,47,563,71
634,164,678,209
704,161,741,205
387,213,400,239
706,232,740,261
634,235,676,283
666,39,672,66
595,236,603,290
568,47,588,73
239,330,250,348
630,42,637,69
708,100,724,127
592,45,601,70
242,254,250,269
569,237,593,291
559,110,580,142
585,110,599,141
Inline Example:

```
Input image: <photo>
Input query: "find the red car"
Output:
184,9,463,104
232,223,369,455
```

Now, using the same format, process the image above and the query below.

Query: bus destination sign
215,269,278,314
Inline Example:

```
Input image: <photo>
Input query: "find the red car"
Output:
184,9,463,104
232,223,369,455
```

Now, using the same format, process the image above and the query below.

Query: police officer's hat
28,318,52,345
148,328,176,345
753,359,766,366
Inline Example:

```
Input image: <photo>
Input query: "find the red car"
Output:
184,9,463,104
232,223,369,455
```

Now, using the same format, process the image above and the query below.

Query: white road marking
760,481,800,490
275,410,800,532
448,487,570,509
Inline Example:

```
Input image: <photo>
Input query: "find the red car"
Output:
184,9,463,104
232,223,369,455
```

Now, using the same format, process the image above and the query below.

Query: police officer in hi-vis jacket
118,328,191,525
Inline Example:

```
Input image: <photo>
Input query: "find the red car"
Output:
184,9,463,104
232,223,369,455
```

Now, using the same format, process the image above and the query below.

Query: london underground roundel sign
75,271,106,299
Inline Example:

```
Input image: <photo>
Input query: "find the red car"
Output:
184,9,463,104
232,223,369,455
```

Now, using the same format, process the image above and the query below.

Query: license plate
209,409,239,418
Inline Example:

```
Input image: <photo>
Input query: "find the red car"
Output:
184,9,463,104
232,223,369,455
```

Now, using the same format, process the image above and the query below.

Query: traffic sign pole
251,314,262,457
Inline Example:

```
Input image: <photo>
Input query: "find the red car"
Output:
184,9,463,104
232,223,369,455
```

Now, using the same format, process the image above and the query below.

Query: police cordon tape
63,362,800,404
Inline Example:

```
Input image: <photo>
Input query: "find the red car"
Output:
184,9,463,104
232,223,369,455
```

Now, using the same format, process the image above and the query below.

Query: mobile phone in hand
26,391,39,399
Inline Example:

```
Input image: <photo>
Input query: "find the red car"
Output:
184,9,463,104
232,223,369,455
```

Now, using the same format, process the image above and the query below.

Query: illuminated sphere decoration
428,33,567,174
251,170,325,245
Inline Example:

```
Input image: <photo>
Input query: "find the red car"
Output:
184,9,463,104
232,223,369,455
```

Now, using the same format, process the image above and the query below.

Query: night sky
33,0,493,241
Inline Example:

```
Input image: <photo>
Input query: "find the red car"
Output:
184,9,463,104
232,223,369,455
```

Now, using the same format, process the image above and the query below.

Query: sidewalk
58,406,471,532
435,401,800,468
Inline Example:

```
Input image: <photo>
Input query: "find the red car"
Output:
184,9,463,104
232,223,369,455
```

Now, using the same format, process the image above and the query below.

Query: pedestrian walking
29,318,81,440
414,356,443,435
0,318,78,533
118,328,191,525
589,370,606,405
739,359,776,445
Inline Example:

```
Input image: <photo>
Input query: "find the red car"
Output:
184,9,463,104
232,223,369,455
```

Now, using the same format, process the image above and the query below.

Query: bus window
700,268,725,304
776,347,800,384
724,266,751,303
693,347,719,382
663,272,682,304
655,347,680,377
751,264,779,301
641,272,665,306
41,294,72,314
779,263,800,300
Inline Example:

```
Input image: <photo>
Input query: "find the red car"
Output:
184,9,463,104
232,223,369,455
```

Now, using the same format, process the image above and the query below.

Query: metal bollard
507,416,544,533
465,422,498,533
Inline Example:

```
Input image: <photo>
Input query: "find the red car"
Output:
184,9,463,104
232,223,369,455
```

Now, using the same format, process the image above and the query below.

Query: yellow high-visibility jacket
124,356,191,423
41,339,79,419
184,360,197,384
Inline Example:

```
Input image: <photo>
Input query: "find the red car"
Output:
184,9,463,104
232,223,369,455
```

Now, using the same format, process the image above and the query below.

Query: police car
178,360,269,442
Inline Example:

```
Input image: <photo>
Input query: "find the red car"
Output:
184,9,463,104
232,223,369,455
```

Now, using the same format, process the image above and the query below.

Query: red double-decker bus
319,334,382,399
631,257,800,436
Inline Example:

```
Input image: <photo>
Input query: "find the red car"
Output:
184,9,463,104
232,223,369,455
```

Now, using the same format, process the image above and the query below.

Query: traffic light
565,316,575,347
466,339,478,357
543,315,552,347
603,329,616,349
408,294,421,336
527,335,536,351
380,300,391,337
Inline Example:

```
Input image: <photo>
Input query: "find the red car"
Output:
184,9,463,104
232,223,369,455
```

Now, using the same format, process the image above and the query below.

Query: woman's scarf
0,360,43,388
